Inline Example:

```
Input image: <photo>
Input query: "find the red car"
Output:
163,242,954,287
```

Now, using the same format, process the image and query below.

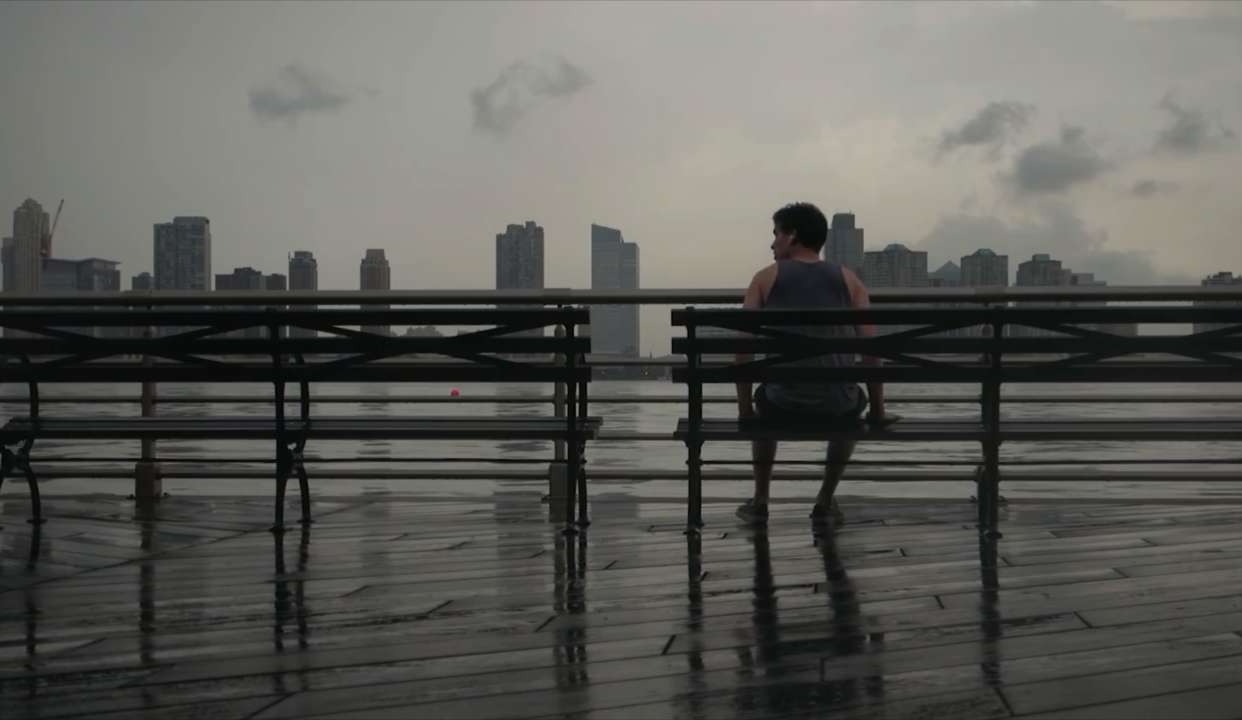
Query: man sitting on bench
735,202,899,526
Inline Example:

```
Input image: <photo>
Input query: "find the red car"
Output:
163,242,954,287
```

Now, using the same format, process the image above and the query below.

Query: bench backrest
1,307,592,426
671,305,1242,386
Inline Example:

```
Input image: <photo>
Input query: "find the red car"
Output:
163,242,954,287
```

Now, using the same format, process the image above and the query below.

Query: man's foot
810,499,844,524
736,499,769,525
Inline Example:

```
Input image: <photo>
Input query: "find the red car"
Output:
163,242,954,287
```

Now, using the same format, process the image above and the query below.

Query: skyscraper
288,251,318,291
495,222,545,291
862,243,928,288
590,223,640,356
288,251,318,339
823,212,864,273
360,248,391,336
154,216,211,290
961,249,1009,287
3,199,49,294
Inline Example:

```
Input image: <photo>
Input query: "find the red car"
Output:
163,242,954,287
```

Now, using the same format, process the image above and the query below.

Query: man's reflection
816,530,885,706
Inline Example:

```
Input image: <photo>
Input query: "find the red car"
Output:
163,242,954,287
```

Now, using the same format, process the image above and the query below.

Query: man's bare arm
842,268,894,424
736,266,774,417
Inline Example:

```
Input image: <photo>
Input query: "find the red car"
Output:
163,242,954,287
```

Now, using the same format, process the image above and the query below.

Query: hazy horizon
3,0,1240,353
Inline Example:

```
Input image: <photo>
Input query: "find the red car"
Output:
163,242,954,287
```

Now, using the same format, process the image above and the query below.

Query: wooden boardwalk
5,491,1242,718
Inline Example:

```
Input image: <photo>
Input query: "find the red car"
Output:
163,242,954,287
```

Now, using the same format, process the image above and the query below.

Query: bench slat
2,416,602,441
673,418,1242,442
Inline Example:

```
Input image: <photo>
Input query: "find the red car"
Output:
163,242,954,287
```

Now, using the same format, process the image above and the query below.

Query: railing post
134,305,161,504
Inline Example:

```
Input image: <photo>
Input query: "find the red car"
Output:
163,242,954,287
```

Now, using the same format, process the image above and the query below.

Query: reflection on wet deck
5,492,1242,719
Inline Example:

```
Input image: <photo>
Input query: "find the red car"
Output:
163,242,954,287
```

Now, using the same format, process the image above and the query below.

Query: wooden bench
672,305,1242,536
0,307,601,532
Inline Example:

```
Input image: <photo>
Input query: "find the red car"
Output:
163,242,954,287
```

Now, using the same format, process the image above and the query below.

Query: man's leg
738,437,777,524
752,438,777,506
816,438,857,509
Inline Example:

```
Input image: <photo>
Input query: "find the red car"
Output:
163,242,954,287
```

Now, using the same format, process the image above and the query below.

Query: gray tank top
762,260,864,414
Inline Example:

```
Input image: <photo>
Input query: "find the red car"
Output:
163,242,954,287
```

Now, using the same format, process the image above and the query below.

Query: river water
3,380,1241,503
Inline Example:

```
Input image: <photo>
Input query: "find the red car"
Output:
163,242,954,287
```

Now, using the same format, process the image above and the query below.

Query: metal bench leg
563,429,581,536
686,440,703,532
575,440,590,528
7,448,45,526
23,456,43,525
561,468,578,536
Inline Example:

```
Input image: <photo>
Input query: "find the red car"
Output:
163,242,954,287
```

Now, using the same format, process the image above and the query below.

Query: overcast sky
2,1,1240,353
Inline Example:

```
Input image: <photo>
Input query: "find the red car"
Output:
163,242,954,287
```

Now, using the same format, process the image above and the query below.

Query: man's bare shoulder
744,263,778,308
752,263,778,285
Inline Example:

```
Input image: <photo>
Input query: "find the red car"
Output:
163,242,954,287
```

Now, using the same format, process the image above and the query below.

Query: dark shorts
753,384,867,428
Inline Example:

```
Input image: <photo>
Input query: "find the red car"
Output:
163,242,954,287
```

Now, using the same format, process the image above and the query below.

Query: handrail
1,285,1241,307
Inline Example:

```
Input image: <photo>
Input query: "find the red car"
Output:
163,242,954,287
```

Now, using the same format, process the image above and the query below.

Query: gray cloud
1009,126,1110,195
1155,94,1237,155
249,64,351,123
471,56,591,137
919,203,1190,284
1130,178,1180,197
939,101,1035,158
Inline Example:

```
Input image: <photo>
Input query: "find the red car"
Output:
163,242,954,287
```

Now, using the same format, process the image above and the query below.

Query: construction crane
43,198,63,257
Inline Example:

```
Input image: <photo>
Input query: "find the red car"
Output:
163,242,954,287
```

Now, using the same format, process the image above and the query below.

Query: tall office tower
496,221,545,290
496,221,546,340
154,216,211,291
3,200,51,336
1194,271,1242,335
590,223,640,356
823,212,864,273
862,243,928,288
14,198,53,258
288,251,318,338
360,248,391,336
3,199,49,294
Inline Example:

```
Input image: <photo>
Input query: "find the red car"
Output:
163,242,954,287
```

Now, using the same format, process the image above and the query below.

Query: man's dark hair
771,202,828,252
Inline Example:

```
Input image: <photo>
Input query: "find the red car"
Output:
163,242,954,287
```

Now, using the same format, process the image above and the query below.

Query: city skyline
5,3,1239,329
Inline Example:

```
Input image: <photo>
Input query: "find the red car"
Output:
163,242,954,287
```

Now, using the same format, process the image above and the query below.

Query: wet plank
6,493,1242,719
